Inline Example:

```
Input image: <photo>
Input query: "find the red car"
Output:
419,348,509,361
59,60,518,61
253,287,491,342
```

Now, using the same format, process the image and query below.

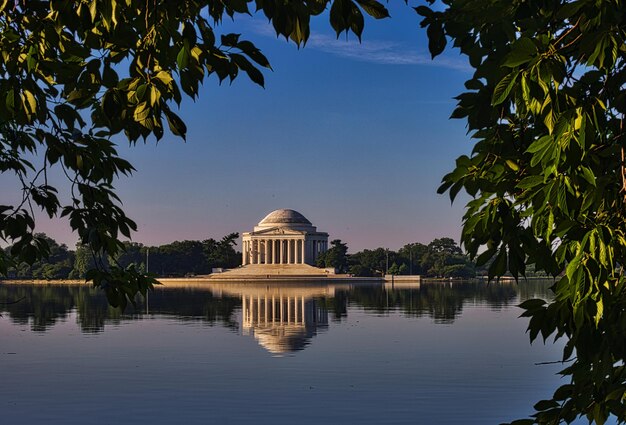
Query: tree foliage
0,0,389,307
346,238,474,278
6,233,241,280
418,0,626,422
316,239,349,272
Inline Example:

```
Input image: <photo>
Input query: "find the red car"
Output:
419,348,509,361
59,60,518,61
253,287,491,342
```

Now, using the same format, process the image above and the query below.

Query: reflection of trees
135,288,240,330
0,280,554,333
0,285,78,331
327,280,554,324
0,284,240,333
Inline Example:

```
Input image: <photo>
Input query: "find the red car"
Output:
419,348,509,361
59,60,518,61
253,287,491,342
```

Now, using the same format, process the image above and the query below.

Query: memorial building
209,209,331,278
241,209,329,266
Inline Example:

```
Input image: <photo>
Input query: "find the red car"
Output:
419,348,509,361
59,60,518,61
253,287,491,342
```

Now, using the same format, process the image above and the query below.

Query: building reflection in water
0,278,544,352
238,286,329,355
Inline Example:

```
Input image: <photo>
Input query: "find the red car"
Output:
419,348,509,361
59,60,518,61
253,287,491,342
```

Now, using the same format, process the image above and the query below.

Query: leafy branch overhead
0,0,390,306
418,0,626,423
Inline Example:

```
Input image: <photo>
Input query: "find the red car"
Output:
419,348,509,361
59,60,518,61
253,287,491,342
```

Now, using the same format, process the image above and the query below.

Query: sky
1,3,475,252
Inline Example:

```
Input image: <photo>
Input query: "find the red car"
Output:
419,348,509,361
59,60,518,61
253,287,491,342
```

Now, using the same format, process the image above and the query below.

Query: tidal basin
1,280,568,424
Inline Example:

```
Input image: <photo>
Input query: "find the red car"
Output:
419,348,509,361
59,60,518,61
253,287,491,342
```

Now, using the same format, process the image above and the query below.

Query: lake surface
0,279,573,424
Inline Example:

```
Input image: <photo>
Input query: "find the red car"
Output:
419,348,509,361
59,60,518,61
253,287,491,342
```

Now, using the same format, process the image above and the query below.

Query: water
0,280,572,424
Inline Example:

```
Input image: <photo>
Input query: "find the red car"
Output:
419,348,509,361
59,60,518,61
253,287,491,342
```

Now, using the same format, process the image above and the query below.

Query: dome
258,209,312,226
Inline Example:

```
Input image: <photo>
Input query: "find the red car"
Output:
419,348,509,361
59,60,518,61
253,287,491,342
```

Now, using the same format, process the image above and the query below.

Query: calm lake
1,279,574,424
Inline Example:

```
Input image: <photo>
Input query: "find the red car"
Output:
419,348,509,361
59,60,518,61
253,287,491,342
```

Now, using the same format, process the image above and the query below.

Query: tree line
4,233,241,280
316,237,477,278
5,234,483,280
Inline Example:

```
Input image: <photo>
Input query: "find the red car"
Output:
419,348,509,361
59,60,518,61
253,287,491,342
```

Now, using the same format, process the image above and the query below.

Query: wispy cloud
308,34,469,70
244,19,470,71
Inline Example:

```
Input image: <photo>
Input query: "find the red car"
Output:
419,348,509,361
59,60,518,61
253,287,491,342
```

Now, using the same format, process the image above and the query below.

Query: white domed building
210,209,331,278
241,209,329,266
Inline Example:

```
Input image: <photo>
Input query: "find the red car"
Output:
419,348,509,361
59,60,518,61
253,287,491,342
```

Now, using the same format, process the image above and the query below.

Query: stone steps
209,264,333,278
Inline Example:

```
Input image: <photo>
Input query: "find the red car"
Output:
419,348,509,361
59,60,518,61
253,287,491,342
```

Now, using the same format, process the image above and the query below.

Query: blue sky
2,4,475,252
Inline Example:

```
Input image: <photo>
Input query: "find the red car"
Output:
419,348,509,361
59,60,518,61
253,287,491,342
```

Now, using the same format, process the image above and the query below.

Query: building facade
241,209,329,266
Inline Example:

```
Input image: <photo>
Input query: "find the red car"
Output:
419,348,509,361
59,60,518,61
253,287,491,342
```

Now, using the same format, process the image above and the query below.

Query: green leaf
89,0,97,22
413,6,433,18
356,0,390,19
526,135,552,154
133,102,150,121
492,71,519,105
534,399,559,411
488,247,507,279
221,33,241,47
426,21,446,59
176,47,190,69
519,299,546,311
503,37,538,67
231,54,265,87
164,109,187,140
580,166,596,187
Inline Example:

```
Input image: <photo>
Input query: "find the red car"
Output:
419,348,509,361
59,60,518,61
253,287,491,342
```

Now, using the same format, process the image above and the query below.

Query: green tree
421,238,470,277
316,239,349,273
7,233,74,279
204,232,241,269
149,240,208,276
420,0,626,422
348,247,389,276
70,243,99,279
397,242,428,275
111,242,145,271
0,0,390,308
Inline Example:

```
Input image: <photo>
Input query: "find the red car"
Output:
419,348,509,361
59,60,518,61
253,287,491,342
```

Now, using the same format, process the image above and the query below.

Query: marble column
264,239,269,265
280,239,284,264
272,239,277,264
296,240,300,264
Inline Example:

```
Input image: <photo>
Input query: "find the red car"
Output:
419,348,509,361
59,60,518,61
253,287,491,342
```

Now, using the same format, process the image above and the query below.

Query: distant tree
7,234,74,279
316,239,349,273
427,238,463,255
70,243,99,279
111,242,145,271
149,240,208,277
204,233,240,269
397,243,428,275
441,264,475,279
387,262,407,276
348,248,388,276
421,238,470,277
348,263,373,277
